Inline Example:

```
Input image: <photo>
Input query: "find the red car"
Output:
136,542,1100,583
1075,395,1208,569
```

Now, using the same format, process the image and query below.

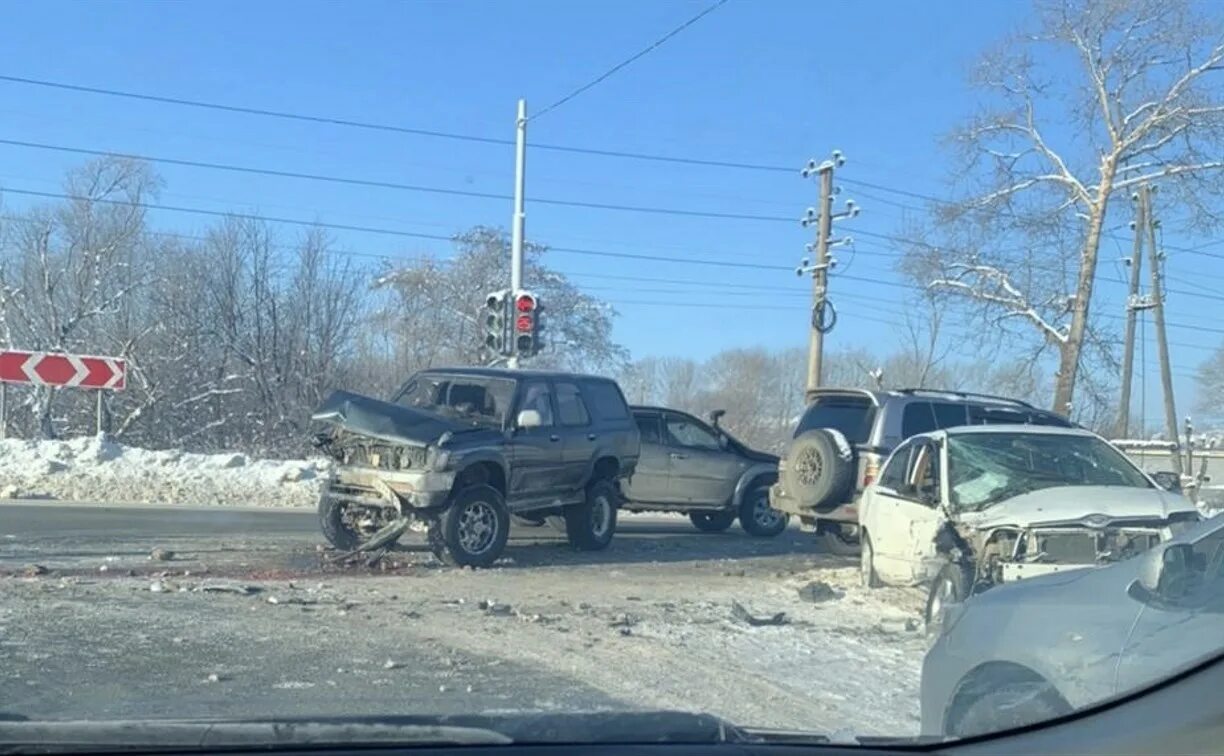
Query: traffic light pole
508,98,528,368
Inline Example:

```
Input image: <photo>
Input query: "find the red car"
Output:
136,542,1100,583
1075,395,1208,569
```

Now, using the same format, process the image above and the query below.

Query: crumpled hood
957,485,1196,530
312,390,465,447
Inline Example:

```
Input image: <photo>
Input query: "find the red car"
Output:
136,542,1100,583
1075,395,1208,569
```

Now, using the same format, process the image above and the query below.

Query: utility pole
508,98,528,369
1143,184,1183,475
798,151,855,402
1115,191,1147,439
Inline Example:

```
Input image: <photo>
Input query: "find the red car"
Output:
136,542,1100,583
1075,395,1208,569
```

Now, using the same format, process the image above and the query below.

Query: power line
534,0,729,120
0,137,795,224
0,186,794,272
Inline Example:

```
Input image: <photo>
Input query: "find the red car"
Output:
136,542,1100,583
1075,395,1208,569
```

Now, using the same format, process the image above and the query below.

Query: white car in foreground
857,424,1200,623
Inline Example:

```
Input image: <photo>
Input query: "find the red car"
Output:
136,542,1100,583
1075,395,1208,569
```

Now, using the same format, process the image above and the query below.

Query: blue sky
0,0,1217,417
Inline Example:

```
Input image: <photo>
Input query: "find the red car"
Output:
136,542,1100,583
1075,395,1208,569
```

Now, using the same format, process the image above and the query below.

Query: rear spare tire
781,429,855,513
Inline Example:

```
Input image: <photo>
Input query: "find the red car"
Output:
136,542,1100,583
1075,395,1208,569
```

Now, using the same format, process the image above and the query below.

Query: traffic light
512,290,540,357
483,289,510,355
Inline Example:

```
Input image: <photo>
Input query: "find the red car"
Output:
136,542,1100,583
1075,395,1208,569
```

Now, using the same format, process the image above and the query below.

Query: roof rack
894,388,1040,410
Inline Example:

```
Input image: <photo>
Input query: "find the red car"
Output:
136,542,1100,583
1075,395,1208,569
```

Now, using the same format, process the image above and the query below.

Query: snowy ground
0,436,325,508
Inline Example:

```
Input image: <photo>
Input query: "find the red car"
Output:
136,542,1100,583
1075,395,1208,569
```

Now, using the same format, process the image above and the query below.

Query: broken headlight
427,446,452,471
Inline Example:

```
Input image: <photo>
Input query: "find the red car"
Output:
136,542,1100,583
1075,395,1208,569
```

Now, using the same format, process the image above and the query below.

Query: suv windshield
392,373,516,427
948,432,1153,511
796,395,876,444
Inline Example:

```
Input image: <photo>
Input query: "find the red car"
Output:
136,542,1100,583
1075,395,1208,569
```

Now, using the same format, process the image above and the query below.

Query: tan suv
768,388,1074,555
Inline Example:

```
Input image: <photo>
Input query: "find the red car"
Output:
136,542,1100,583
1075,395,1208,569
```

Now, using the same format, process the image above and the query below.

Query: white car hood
955,485,1196,530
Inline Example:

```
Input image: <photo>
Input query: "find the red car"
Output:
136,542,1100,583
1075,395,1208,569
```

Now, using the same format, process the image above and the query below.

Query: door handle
587,433,597,441
670,452,686,460
550,434,560,442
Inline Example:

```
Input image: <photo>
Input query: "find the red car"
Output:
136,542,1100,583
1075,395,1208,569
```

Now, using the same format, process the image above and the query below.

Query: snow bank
0,436,327,508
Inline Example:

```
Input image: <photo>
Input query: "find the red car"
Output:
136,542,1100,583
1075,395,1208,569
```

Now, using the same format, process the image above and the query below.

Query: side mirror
516,409,543,429
1135,542,1199,601
1152,471,1182,493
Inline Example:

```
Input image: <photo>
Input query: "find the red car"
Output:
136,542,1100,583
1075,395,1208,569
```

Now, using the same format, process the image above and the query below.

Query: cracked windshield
3,0,1224,748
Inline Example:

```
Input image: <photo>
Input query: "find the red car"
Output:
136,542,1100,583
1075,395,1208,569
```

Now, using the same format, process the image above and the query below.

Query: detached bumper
323,465,455,511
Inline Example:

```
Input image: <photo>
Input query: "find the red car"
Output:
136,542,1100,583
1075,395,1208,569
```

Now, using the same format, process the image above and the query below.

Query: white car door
869,438,947,585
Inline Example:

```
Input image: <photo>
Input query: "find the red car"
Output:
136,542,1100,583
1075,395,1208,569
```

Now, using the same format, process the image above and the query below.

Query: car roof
808,387,1048,412
630,405,692,415
418,366,614,382
935,424,1099,438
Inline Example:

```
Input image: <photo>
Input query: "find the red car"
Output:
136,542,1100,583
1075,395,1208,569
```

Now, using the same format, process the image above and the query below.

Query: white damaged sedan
856,424,1201,624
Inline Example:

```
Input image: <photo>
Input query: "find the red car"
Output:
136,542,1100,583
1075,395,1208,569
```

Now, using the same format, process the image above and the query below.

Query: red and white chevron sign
0,350,126,390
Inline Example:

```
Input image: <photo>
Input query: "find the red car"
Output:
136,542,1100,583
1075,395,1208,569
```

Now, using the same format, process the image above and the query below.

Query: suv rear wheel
427,485,510,568
562,479,618,551
781,429,856,513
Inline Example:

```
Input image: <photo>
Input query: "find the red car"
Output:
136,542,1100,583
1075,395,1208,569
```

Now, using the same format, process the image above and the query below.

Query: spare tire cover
781,428,856,513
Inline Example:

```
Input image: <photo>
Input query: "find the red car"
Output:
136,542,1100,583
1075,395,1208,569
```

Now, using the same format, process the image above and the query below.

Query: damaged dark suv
312,368,640,567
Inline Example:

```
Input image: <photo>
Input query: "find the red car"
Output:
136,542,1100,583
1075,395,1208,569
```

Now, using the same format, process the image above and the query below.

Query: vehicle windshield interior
392,374,516,426
948,432,1153,511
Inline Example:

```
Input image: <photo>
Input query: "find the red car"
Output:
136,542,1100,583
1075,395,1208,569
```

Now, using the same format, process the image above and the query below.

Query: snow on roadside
0,436,327,508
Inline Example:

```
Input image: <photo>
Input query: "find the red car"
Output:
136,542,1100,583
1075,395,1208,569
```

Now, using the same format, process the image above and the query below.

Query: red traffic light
515,294,536,313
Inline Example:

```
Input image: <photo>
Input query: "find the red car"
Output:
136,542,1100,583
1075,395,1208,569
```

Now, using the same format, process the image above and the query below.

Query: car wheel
781,429,856,513
738,483,789,537
818,521,861,555
860,532,881,588
925,561,973,630
950,681,1069,738
689,510,736,532
563,479,619,551
427,485,510,568
319,498,392,551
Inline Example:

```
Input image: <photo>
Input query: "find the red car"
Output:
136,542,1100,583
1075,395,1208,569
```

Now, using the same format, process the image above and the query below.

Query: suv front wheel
427,484,510,568
563,479,619,551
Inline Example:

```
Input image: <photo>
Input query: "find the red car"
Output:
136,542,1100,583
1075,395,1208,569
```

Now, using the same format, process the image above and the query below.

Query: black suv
312,368,640,567
769,388,1074,555
622,406,788,537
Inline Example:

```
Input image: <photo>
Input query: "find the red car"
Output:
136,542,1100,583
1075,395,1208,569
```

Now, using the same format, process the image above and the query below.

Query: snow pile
0,435,327,508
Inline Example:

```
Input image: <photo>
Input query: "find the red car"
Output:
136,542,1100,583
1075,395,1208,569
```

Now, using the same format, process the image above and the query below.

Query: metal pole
508,98,528,370
0,382,6,440
95,390,103,436
805,165,834,399
1144,185,1182,475
1115,193,1145,439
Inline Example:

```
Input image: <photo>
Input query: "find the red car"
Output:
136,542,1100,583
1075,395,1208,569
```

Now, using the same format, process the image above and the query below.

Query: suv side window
665,415,721,450
582,380,630,420
555,382,590,426
902,401,966,437
635,414,662,444
932,402,967,430
519,381,555,427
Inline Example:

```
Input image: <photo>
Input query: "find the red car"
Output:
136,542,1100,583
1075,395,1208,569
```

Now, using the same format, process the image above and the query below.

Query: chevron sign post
0,350,127,437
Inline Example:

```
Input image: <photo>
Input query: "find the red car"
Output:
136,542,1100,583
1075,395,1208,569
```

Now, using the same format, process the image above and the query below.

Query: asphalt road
0,502,851,725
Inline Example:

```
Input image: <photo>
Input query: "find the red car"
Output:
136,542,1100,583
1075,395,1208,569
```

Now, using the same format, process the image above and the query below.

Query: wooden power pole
1142,184,1183,475
1115,191,1146,439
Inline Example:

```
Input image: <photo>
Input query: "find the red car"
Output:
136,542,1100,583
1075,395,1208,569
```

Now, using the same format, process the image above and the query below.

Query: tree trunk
1053,163,1116,416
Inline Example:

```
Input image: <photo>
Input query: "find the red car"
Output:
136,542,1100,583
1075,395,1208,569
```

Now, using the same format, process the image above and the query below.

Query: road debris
797,580,842,604
205,673,221,683
149,547,175,562
478,600,513,616
22,564,48,577
198,582,262,595
382,659,399,670
730,600,788,627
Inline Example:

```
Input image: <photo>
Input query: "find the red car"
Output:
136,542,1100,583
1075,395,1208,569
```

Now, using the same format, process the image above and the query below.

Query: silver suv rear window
796,396,876,444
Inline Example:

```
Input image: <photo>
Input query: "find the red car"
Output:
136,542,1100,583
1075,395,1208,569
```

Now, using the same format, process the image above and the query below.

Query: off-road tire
318,497,363,551
925,561,974,629
818,521,861,556
427,485,510,568
737,482,789,537
563,479,618,551
860,531,881,588
781,429,856,513
950,681,1069,738
689,510,736,532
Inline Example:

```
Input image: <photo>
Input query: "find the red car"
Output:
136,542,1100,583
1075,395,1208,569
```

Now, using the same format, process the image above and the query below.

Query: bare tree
912,0,1224,415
